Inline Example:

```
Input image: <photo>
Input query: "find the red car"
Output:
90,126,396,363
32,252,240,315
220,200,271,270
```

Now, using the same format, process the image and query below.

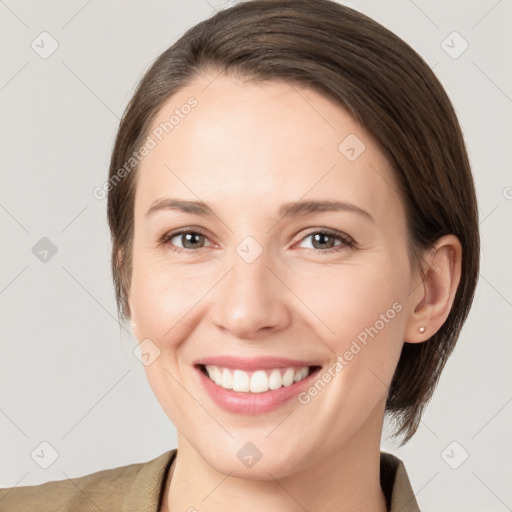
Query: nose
209,248,291,340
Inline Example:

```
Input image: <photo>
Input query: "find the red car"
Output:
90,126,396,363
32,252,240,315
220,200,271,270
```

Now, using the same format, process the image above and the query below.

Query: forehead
134,73,403,223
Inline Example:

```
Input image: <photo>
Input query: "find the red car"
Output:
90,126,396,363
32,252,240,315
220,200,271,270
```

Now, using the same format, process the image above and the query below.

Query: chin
193,437,313,480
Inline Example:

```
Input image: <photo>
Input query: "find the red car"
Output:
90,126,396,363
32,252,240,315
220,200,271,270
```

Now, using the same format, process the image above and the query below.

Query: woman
0,0,479,510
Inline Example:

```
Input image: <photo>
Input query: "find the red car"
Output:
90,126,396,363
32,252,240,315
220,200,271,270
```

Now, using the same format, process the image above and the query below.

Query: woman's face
128,73,420,478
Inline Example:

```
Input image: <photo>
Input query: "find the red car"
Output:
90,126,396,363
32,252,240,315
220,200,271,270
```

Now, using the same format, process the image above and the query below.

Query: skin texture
126,73,462,512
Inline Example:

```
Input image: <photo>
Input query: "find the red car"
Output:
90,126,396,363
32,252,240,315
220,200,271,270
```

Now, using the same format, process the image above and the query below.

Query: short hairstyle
107,0,480,444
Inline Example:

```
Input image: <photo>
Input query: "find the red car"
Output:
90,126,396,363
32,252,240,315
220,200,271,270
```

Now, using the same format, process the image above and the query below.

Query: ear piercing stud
418,326,426,334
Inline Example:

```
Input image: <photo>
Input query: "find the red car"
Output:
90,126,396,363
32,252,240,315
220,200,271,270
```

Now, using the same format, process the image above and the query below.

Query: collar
380,451,422,511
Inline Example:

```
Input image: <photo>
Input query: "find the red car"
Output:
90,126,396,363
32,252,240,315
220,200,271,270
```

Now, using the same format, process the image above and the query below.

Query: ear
404,234,462,343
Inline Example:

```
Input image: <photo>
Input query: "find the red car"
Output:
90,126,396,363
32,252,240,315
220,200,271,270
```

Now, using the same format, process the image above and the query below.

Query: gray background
1,1,511,510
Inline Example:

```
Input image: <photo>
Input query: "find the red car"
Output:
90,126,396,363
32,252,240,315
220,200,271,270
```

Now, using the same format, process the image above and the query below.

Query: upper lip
194,355,321,371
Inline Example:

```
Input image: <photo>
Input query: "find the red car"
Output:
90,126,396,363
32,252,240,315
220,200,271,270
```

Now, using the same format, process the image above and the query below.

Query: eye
159,229,214,253
295,229,354,254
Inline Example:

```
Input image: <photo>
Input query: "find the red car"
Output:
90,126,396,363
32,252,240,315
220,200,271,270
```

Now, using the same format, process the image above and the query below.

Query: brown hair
107,0,479,444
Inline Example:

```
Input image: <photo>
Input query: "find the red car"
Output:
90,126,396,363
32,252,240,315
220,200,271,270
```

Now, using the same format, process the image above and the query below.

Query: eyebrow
146,198,374,222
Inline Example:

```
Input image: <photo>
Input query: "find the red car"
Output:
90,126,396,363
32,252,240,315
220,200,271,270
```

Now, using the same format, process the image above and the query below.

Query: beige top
0,449,421,511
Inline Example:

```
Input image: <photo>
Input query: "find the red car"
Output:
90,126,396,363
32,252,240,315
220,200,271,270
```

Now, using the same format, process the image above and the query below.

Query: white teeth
221,368,233,390
249,370,268,393
212,366,222,386
204,365,311,393
232,369,250,392
268,369,282,390
282,368,295,387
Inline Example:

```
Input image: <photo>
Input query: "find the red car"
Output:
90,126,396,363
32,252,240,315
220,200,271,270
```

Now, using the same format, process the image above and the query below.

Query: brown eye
160,229,213,253
173,232,206,249
310,233,337,250
296,229,354,254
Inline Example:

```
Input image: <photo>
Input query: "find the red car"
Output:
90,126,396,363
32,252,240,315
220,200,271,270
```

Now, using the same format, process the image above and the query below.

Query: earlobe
404,235,462,343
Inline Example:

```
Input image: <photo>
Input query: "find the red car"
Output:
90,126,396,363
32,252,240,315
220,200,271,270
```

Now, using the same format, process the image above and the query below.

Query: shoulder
0,449,176,512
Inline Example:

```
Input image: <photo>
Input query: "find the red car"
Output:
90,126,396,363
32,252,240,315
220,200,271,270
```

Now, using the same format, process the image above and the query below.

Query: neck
164,406,388,512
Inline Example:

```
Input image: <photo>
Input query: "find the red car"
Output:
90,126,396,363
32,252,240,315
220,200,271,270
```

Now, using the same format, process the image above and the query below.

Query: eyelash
158,227,355,255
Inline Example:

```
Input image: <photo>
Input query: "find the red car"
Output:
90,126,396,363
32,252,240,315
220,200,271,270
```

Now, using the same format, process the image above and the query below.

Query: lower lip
195,365,321,414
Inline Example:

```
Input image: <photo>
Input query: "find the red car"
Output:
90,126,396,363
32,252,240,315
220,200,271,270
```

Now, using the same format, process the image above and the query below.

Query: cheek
128,263,203,417
128,254,218,351
298,260,408,341
294,254,410,381
129,261,188,344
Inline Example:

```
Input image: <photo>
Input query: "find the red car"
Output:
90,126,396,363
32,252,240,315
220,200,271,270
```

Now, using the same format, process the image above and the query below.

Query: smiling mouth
197,364,321,393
